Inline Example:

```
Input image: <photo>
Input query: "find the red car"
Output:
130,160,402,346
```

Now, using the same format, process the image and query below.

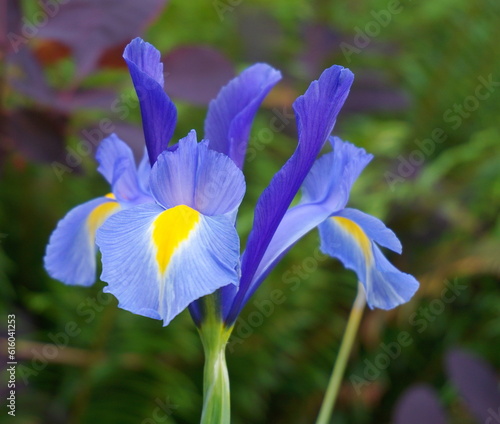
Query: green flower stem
316,282,366,424
198,294,232,424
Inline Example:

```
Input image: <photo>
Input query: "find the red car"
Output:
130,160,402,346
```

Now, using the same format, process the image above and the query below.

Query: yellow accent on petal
332,216,373,263
105,193,116,200
87,199,120,238
152,205,201,275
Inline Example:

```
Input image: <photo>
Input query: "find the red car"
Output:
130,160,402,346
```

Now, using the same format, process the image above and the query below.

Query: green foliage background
1,0,499,423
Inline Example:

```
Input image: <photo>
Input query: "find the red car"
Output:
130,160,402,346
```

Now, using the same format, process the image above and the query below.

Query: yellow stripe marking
152,205,201,275
332,216,372,263
87,195,120,238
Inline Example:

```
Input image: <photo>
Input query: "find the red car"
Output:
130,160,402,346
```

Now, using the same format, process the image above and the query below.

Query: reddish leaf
163,46,235,105
36,0,169,76
33,39,71,65
97,43,129,69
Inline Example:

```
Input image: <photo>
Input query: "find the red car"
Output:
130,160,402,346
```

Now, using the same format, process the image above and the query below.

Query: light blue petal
123,38,177,164
96,134,150,204
44,197,120,286
336,208,402,253
302,137,373,210
318,215,418,309
369,245,419,309
96,203,240,326
205,63,281,169
150,131,246,216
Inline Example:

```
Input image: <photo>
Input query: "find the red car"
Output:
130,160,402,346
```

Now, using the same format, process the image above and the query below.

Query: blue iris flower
45,38,418,327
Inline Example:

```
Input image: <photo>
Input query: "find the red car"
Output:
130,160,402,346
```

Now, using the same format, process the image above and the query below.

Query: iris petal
45,197,120,286
318,212,418,309
205,63,281,169
96,134,150,204
150,131,246,216
123,38,177,165
96,203,240,326
302,137,373,210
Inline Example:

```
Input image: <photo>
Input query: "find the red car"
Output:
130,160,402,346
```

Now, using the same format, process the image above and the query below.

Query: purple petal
205,63,281,169
123,38,177,165
223,65,354,323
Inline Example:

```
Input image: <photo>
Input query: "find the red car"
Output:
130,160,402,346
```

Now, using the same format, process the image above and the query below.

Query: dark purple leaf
392,385,448,424
6,108,68,163
236,8,283,63
163,45,235,105
8,48,117,111
298,23,345,79
79,122,145,163
8,47,55,105
36,0,169,76
446,348,500,423
55,89,118,111
0,0,22,55
343,71,411,113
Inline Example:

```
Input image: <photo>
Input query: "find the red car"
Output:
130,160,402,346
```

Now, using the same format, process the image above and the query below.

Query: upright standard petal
123,38,177,165
45,196,120,286
97,202,241,326
301,137,373,210
205,63,281,169
224,65,354,324
96,134,151,204
318,210,419,309
150,131,246,216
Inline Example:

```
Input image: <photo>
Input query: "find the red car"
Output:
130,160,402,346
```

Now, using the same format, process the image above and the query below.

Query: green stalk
198,294,232,424
316,282,366,424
